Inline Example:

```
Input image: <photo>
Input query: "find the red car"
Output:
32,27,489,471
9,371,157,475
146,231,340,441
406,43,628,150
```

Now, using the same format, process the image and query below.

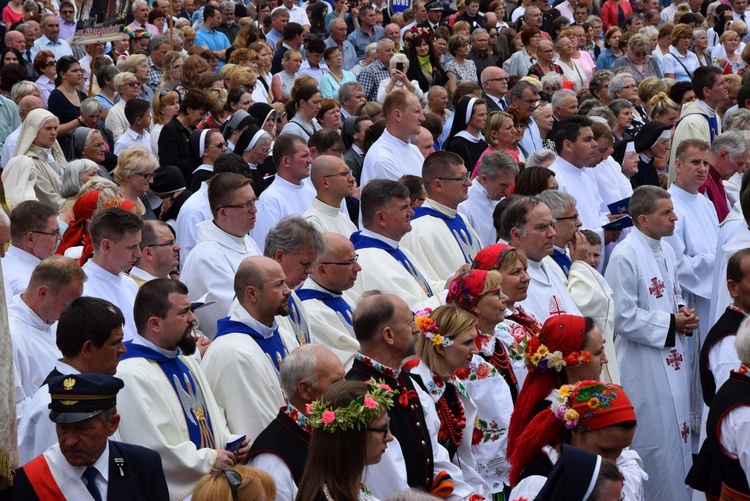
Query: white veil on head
13,108,64,159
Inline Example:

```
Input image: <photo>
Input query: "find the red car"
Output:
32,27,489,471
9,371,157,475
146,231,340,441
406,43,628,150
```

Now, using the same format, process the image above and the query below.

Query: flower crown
415,308,454,347
306,379,396,433
404,26,435,47
523,336,590,373
549,383,620,431
123,26,151,39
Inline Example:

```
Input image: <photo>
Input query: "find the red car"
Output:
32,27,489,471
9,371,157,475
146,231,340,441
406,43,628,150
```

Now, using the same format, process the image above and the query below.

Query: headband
245,129,266,152
465,97,478,126
198,129,210,158
472,243,517,271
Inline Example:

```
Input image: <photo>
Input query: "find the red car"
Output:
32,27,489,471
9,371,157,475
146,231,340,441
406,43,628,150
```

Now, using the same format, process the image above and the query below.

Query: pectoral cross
666,349,683,371
681,422,689,443
548,295,566,316
649,277,665,298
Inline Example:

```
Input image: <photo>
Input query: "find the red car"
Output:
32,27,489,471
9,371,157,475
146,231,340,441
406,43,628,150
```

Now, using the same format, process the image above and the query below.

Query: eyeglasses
437,173,471,183
220,199,256,210
621,84,637,90
60,9,74,14
28,228,61,237
631,51,648,57
322,255,359,266
489,32,498,37
45,60,57,67
146,239,177,248
365,419,390,439
212,142,228,149
137,172,155,181
555,213,579,221
123,81,140,88
223,470,242,501
322,169,352,178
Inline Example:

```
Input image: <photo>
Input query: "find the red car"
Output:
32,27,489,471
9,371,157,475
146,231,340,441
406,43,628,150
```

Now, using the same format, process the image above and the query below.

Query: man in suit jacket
5,373,169,501
417,0,446,31
481,66,510,114
343,116,372,184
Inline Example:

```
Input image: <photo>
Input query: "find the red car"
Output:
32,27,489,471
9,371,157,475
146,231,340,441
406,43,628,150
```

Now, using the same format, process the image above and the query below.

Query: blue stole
287,294,310,345
551,248,572,277
295,287,354,326
676,112,718,143
121,342,215,449
215,318,288,371
350,232,434,296
411,206,477,263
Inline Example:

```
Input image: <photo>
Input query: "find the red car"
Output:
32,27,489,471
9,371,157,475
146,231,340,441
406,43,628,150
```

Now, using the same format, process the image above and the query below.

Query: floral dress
445,58,479,85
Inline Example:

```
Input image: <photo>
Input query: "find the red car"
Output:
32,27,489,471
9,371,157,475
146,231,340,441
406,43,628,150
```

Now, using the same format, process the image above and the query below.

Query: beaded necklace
433,376,466,449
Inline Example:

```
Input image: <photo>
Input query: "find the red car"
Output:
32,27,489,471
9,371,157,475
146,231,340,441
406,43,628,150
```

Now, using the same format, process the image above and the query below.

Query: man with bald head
410,127,435,159
481,66,509,113
297,233,361,368
5,30,37,79
1,94,43,168
201,255,300,441
303,155,358,236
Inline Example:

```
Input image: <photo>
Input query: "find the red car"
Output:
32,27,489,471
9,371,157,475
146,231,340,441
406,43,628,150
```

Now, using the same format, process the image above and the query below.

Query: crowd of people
2,0,750,499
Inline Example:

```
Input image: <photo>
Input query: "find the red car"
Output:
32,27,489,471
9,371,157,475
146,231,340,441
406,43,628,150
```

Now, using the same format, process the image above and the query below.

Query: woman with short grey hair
377,53,423,104
608,98,635,141
610,34,663,84
60,159,100,208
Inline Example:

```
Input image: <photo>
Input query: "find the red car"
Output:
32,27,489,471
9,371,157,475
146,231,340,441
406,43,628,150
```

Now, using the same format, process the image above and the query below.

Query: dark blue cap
48,374,124,424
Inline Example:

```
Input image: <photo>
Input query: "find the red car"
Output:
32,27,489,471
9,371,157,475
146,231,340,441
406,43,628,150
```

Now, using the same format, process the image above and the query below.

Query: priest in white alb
10,256,85,422
303,155,358,237
181,173,262,338
201,256,300,442
117,279,244,501
458,150,518,248
605,185,697,501
401,151,483,284
296,233,361,369
499,196,580,322
349,179,444,310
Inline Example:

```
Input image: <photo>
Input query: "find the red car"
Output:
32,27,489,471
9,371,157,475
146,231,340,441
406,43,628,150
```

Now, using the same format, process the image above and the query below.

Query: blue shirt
346,26,385,60
195,27,230,69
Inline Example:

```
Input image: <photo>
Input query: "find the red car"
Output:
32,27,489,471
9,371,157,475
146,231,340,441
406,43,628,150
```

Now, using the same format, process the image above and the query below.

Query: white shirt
252,175,316,252
104,100,129,143
8,294,59,422
82,260,139,341
298,59,329,82
360,129,425,188
302,197,357,236
2,246,40,305
175,182,211,264
458,181,499,248
520,258,581,322
1,125,21,168
271,4,310,26
114,128,153,156
30,35,73,61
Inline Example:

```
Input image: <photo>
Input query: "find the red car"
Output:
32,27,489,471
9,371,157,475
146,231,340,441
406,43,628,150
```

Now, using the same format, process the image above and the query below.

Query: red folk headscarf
56,190,101,264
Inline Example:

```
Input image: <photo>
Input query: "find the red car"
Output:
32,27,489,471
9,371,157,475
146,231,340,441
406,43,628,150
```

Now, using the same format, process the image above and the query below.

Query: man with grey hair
1,94,43,169
217,1,241,44
605,185,697,500
297,233,361,368
147,35,170,91
201,255,299,441
247,344,345,499
459,150,518,247
468,29,493,81
338,81,366,118
265,216,325,346
30,13,73,60
513,81,543,154
549,89,578,140
127,0,160,35
480,66,509,113
500,196,581,320
357,37,396,102
325,18,358,71
704,130,750,221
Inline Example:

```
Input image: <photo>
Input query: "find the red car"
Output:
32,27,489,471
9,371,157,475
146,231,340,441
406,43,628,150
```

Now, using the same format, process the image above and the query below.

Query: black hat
634,121,672,154
151,165,187,195
426,1,444,10
48,374,124,424
612,138,635,165
535,444,601,501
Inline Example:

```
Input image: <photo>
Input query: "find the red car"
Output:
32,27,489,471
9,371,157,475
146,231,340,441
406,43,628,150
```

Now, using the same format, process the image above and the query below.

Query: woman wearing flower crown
509,380,647,501
472,243,542,391
403,27,448,94
296,380,396,501
445,270,516,497
505,314,609,461
409,305,491,497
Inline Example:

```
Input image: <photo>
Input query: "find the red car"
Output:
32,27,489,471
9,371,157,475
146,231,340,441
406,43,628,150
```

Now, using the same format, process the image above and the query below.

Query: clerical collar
555,155,584,172
132,333,178,359
424,198,457,218
236,303,278,338
635,227,662,249
308,277,343,297
553,244,567,253
360,228,400,249
696,99,717,115
212,221,247,248
355,352,401,378
284,403,312,433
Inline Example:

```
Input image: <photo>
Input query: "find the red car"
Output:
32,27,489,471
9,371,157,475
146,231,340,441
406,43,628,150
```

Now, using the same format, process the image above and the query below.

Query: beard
276,300,290,317
177,326,197,356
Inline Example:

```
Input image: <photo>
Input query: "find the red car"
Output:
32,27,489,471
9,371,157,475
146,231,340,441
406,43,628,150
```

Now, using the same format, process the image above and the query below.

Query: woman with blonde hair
196,87,229,130
219,63,239,89
179,26,196,52
476,111,521,170
119,53,153,102
296,380,396,501
714,30,746,74
2,108,67,210
637,76,668,115
112,145,159,219
662,23,699,82
151,90,181,154
410,305,490,496
649,92,680,126
271,49,302,103
563,26,596,85
160,51,184,92
230,68,258,95
249,42,274,93
193,466,275,501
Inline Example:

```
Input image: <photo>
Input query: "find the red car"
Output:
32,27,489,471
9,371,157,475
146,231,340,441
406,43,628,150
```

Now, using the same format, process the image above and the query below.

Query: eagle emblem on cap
63,377,76,391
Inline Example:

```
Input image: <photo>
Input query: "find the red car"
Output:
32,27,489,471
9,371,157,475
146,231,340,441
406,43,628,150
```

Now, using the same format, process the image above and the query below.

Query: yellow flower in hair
432,334,444,346
563,409,579,421
588,397,601,409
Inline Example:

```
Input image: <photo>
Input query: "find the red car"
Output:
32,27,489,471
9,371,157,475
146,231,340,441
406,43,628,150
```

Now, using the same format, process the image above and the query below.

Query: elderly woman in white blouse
377,53,424,104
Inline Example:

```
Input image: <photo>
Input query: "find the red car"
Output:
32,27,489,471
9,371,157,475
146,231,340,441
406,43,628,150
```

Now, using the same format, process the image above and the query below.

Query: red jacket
600,0,633,31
